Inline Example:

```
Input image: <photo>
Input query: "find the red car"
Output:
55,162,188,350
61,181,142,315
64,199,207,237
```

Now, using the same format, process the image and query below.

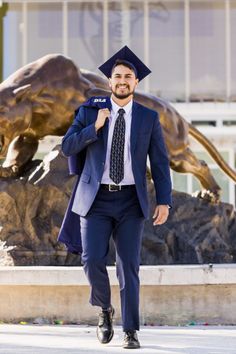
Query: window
231,1,236,98
129,2,146,91
27,3,63,63
190,1,226,101
68,2,103,74
149,1,185,101
3,3,22,79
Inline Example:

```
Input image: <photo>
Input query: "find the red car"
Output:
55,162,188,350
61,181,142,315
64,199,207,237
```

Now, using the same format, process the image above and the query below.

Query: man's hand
95,108,110,132
152,205,169,226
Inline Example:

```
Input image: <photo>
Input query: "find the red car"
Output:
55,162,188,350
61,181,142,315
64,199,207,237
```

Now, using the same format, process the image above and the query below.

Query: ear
134,78,139,91
13,84,31,102
108,78,112,88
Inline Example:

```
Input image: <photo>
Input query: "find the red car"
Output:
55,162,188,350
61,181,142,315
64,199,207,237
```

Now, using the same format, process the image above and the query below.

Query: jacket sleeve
61,106,98,157
148,112,172,207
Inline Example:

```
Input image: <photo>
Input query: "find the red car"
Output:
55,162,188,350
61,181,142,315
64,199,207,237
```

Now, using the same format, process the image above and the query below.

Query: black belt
100,184,135,192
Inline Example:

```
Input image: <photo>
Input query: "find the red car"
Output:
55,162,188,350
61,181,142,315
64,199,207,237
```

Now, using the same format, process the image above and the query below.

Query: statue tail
188,123,236,183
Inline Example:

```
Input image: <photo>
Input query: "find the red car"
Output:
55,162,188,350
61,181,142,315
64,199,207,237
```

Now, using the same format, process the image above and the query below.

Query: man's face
109,64,139,99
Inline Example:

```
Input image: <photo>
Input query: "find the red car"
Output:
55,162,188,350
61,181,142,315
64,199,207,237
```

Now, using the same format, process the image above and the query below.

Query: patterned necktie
109,108,126,184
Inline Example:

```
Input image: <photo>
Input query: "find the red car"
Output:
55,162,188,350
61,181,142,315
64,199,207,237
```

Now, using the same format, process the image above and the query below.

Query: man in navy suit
61,46,172,349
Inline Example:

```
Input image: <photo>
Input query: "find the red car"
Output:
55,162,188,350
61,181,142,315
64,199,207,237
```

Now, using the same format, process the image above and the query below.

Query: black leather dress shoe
96,306,115,344
123,330,140,349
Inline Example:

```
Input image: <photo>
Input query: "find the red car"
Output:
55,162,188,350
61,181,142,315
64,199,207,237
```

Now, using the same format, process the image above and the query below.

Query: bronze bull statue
0,54,235,201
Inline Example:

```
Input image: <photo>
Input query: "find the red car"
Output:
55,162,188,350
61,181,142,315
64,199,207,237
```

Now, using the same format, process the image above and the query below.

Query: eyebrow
114,73,133,77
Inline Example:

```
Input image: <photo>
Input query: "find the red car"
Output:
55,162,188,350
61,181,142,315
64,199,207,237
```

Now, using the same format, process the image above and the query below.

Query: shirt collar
111,97,133,116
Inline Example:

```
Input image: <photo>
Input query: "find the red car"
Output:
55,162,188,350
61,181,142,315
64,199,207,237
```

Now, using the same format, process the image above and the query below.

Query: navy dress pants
80,185,145,331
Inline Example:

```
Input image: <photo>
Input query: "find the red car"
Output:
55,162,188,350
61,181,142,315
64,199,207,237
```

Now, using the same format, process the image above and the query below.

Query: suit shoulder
134,101,158,119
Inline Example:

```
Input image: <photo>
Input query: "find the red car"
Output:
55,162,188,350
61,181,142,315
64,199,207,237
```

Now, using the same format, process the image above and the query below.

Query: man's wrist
94,122,99,133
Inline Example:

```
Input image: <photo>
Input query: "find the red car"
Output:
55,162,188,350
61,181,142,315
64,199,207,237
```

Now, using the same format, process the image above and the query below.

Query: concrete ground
0,325,236,354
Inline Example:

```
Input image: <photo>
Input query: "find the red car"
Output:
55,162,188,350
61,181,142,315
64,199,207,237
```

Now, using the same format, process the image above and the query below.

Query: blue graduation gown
57,97,112,254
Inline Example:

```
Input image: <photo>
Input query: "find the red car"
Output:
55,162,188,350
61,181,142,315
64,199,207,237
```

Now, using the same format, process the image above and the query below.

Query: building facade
1,0,236,205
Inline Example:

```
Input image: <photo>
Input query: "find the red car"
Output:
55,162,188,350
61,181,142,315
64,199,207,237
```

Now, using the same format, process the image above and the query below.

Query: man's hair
111,59,138,78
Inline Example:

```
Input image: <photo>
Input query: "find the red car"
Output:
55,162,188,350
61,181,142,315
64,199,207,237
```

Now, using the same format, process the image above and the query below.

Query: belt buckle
108,184,121,192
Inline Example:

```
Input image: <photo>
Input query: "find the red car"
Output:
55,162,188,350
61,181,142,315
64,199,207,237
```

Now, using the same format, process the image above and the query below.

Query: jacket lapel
102,118,109,152
101,97,111,153
131,101,142,155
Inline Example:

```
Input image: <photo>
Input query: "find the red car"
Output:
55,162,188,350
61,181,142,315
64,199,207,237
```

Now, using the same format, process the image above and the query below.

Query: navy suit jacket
58,96,172,254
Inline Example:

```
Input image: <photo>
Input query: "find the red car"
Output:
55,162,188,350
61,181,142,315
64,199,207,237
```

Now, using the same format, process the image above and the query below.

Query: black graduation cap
98,45,151,81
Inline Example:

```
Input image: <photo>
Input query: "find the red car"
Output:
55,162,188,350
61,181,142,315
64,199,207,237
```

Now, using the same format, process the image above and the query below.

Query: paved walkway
0,325,236,353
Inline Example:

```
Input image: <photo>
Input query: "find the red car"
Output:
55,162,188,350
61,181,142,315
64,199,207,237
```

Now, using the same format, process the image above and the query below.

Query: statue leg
0,134,39,178
170,148,221,201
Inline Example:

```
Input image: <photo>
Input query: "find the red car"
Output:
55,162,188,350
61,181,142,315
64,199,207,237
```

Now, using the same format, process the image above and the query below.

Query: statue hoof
0,166,18,178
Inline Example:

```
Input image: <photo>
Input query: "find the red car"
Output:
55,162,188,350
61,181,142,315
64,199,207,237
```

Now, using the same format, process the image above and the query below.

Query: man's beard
111,86,134,99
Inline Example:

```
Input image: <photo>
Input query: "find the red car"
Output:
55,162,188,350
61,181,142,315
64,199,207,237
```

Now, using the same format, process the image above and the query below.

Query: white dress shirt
101,97,135,185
